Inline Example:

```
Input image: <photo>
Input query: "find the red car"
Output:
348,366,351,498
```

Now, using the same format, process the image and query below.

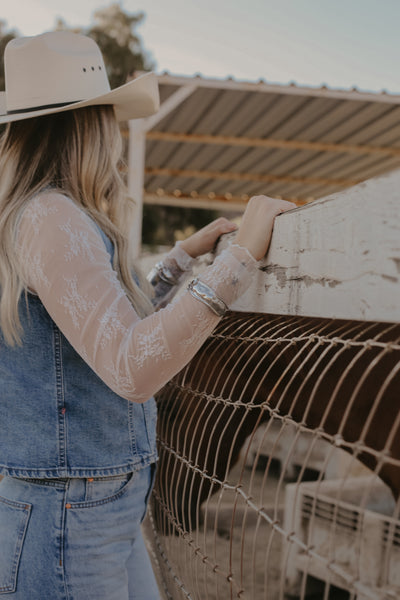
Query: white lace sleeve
17,192,258,403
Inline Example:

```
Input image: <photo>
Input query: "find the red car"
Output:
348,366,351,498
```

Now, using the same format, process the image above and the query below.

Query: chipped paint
220,170,400,322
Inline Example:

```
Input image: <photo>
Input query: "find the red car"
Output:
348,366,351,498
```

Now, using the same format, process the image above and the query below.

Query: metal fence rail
147,312,400,600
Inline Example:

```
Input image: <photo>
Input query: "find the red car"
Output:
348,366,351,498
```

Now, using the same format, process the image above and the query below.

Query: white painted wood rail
218,169,400,322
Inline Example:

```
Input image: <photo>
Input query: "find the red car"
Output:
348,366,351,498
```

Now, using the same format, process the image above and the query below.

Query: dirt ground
143,456,365,600
143,429,390,600
144,459,297,600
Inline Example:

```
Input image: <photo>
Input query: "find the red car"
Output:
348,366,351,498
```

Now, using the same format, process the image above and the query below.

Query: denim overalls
0,228,160,599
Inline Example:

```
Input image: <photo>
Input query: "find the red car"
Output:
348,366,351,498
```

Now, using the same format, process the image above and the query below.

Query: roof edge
154,72,400,104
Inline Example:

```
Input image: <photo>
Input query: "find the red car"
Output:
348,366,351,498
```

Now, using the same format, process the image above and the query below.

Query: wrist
187,278,228,316
171,241,196,271
178,239,197,259
233,237,258,261
147,261,180,286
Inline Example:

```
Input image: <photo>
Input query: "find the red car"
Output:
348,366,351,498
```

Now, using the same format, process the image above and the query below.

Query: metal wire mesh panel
146,312,400,600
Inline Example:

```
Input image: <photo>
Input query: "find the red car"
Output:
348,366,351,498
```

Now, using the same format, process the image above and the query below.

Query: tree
0,6,218,246
1,5,153,91
57,4,154,88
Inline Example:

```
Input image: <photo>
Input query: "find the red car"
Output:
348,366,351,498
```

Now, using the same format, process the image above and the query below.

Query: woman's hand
236,196,296,260
180,196,295,261
179,217,238,258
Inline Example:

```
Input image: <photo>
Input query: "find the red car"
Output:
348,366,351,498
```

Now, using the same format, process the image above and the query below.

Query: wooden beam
144,193,247,212
145,166,359,188
215,169,400,322
144,192,308,211
144,130,400,159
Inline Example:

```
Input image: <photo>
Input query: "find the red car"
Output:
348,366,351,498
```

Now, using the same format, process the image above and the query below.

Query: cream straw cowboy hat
0,31,160,124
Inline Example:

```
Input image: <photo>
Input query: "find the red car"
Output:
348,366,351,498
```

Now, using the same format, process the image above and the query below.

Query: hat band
7,100,82,115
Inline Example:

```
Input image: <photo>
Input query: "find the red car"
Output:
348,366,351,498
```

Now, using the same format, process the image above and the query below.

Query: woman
0,31,294,599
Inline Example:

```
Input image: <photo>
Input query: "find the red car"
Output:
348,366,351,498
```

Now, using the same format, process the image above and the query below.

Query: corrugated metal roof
138,73,400,210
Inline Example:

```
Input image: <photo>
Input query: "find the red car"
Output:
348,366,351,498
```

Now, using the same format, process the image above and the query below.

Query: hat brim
0,72,159,125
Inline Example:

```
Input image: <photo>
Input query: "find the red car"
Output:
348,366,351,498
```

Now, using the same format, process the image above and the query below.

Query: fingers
179,218,237,258
179,197,294,260
235,195,297,260
277,200,297,213
247,196,296,214
209,217,237,234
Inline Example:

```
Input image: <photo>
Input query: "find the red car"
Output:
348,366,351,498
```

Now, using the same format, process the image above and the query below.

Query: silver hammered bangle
147,261,180,286
187,278,228,317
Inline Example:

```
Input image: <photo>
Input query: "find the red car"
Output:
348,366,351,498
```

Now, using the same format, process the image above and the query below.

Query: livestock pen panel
145,170,400,599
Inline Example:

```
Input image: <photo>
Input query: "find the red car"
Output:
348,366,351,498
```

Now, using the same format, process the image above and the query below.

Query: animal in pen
242,419,333,482
145,170,400,600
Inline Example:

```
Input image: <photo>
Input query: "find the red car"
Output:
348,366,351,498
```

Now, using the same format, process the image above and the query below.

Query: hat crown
5,31,111,112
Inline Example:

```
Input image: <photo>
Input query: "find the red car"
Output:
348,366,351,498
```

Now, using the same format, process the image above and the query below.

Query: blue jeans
0,465,160,599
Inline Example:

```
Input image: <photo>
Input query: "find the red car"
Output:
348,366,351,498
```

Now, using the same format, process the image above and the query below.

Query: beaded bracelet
187,278,228,317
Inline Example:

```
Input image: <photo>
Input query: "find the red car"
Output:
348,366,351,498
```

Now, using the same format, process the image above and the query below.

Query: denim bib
0,228,157,478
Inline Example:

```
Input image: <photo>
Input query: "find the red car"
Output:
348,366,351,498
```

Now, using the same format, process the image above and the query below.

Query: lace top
17,192,258,403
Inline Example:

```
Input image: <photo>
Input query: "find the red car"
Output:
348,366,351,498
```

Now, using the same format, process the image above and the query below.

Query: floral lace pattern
60,218,97,263
60,274,97,329
17,192,258,402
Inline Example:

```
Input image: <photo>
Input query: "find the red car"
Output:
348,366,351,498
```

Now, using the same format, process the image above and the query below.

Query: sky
1,0,400,94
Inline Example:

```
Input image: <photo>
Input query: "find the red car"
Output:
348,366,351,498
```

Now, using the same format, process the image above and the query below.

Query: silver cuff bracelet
147,261,180,286
187,278,228,317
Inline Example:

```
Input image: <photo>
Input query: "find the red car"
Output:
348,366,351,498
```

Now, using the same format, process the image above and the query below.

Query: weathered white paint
218,169,400,322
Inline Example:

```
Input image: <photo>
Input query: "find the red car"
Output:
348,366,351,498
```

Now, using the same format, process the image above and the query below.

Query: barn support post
128,119,146,258
127,83,197,257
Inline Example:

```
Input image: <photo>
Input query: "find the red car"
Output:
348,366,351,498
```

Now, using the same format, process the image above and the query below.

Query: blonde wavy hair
0,105,153,346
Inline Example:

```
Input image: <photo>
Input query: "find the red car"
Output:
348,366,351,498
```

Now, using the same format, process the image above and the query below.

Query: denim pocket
84,473,132,503
0,496,31,594
67,472,136,509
